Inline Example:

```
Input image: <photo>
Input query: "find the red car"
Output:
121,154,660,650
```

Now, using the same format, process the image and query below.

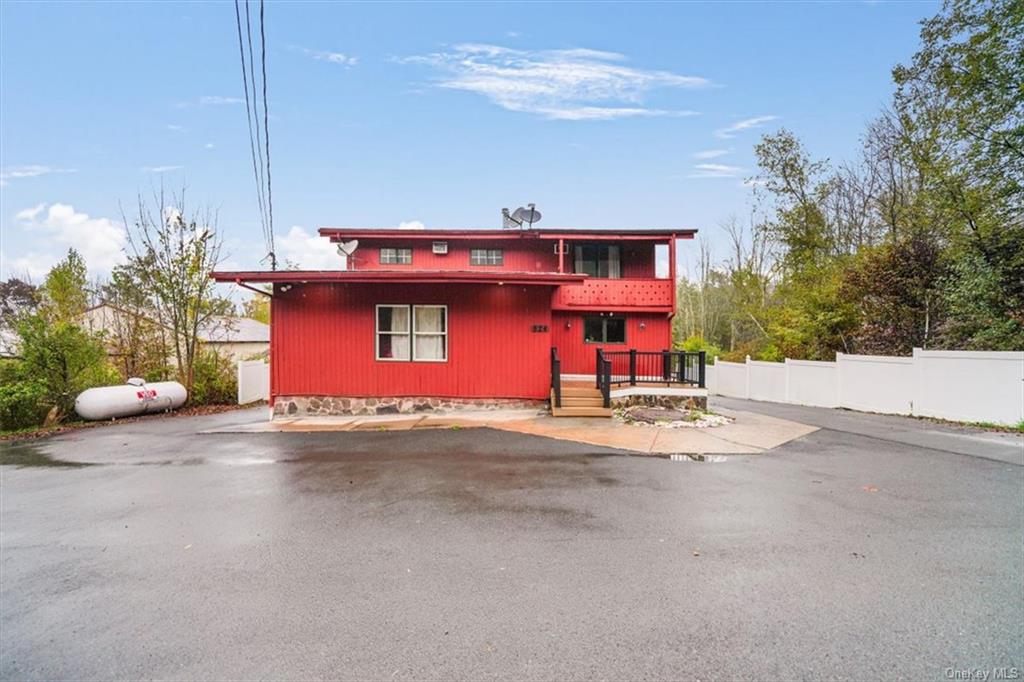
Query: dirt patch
616,405,732,429
0,403,262,443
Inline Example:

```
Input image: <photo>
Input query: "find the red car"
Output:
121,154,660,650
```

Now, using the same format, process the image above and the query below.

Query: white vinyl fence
237,360,270,404
707,349,1024,426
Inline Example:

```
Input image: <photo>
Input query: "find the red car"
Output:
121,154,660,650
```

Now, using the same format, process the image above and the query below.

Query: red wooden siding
352,239,559,273
551,311,672,375
271,282,553,400
552,278,672,310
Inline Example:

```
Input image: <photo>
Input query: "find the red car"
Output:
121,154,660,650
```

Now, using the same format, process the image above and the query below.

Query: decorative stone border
273,395,546,418
611,394,708,411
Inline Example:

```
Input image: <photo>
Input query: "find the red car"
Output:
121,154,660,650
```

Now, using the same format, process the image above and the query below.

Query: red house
212,226,704,418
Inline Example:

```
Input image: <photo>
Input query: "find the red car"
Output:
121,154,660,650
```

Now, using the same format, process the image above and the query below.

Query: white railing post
744,355,751,400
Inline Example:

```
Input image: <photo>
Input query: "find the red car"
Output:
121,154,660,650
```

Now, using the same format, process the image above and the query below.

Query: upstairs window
574,244,621,278
470,248,503,266
380,247,412,265
584,316,626,344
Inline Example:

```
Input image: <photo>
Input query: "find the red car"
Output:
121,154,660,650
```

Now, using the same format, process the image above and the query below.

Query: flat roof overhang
210,269,589,287
319,227,697,242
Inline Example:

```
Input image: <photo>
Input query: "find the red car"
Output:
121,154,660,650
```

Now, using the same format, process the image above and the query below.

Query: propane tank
75,378,188,421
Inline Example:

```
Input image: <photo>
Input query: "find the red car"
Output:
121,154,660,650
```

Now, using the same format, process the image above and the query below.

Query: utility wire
259,0,275,269
233,0,275,269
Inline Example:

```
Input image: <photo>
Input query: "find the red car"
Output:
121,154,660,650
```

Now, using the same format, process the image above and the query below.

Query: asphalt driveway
1,401,1021,680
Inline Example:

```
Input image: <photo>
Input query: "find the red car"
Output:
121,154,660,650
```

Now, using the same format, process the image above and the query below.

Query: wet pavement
1,403,1021,680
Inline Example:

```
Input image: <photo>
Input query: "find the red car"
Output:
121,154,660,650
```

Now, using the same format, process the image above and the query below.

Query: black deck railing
597,348,705,389
550,347,562,408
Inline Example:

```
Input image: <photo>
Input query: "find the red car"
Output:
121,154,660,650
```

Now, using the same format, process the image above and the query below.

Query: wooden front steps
551,387,612,418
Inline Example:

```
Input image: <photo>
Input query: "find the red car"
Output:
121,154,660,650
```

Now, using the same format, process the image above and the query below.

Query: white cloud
166,124,186,132
294,46,358,67
176,96,244,108
277,226,343,270
396,220,426,230
141,165,183,173
693,148,730,159
686,163,744,178
204,142,215,149
10,203,126,274
715,115,778,139
0,165,77,187
398,43,710,120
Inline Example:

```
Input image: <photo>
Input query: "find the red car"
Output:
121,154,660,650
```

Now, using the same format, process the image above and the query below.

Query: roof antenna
502,204,542,231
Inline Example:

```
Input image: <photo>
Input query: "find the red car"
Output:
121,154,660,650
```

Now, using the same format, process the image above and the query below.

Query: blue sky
0,1,936,280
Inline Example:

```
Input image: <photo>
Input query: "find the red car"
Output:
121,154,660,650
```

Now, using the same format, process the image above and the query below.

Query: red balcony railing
552,278,673,310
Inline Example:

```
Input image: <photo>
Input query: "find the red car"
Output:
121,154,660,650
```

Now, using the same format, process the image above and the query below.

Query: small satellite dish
502,208,519,229
512,204,542,228
337,239,359,256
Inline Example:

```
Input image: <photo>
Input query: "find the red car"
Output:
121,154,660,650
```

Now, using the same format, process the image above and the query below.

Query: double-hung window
376,305,411,360
470,248,503,266
376,304,447,361
380,247,412,265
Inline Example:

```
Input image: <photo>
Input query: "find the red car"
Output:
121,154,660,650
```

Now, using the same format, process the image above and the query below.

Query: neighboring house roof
198,316,270,343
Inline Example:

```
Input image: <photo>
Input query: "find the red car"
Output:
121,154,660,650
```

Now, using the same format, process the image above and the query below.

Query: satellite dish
337,239,359,256
512,204,542,227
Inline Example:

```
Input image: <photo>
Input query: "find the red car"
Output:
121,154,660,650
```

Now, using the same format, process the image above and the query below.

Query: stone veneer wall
611,394,707,411
273,395,546,418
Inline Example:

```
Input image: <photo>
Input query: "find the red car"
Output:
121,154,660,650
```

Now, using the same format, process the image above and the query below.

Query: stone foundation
273,395,546,418
611,394,707,411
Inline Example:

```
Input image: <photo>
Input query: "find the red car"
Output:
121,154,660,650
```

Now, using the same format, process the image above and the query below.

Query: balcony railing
552,278,673,310
597,349,705,389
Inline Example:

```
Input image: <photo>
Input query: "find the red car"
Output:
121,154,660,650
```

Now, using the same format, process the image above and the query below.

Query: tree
123,188,230,396
40,249,89,324
100,258,171,379
892,0,1024,347
0,278,38,328
242,291,271,324
15,314,117,420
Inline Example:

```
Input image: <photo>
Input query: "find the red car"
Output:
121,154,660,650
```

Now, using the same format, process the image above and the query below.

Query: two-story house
212,226,699,418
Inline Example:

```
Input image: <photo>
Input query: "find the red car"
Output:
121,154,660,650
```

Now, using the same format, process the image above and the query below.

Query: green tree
15,314,117,420
242,291,271,324
893,0,1024,348
40,249,89,323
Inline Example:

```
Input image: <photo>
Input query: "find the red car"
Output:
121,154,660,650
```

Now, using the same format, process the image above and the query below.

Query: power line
233,0,275,269
260,0,274,269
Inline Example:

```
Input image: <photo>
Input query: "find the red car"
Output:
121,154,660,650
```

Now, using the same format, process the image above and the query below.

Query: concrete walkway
205,406,817,455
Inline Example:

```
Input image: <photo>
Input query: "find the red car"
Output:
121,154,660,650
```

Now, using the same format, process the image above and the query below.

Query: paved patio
206,405,818,455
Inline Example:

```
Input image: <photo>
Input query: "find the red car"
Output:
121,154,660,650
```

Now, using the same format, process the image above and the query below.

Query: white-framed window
380,247,412,265
413,305,447,361
470,248,503,266
375,304,448,362
376,305,411,360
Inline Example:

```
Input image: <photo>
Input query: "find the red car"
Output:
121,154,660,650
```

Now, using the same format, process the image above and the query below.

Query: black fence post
698,351,706,388
601,359,612,408
678,353,687,384
596,348,603,389
661,349,671,383
550,347,562,407
629,349,637,386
